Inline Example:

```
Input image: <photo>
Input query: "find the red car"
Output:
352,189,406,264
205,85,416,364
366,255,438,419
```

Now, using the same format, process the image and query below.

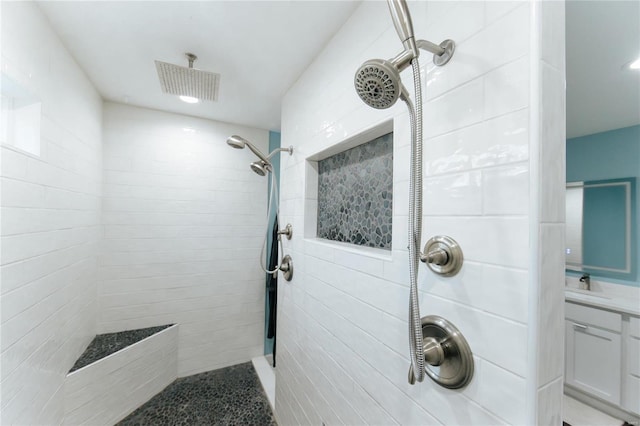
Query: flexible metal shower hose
407,57,425,383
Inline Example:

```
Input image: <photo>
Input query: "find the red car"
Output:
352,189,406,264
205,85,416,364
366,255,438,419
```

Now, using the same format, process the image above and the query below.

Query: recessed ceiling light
179,95,199,104
629,57,640,70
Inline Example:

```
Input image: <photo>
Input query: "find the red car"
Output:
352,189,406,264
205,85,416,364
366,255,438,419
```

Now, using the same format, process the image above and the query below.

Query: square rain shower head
155,60,220,102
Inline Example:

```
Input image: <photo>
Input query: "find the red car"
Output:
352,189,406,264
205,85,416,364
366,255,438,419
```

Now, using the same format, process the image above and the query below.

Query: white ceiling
38,1,640,137
566,0,640,138
37,1,360,132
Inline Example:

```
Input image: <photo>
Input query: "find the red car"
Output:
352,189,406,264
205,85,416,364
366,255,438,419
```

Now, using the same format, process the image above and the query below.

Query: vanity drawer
630,316,640,339
565,302,622,332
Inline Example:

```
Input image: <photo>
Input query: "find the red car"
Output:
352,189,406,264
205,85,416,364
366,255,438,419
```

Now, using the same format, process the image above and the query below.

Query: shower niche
1,73,42,157
306,122,393,250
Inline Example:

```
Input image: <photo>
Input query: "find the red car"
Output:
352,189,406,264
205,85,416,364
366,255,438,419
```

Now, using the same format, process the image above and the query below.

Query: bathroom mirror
565,178,636,279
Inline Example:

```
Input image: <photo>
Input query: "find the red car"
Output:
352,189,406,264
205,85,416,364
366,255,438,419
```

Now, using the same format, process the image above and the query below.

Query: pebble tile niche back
316,132,393,249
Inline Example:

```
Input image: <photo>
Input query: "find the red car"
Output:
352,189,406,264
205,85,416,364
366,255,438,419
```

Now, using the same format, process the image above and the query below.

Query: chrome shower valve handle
408,315,474,389
279,255,293,281
420,235,463,277
277,223,293,240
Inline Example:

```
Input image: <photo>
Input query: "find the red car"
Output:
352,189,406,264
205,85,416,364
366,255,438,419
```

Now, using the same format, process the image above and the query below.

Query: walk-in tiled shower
1,1,571,425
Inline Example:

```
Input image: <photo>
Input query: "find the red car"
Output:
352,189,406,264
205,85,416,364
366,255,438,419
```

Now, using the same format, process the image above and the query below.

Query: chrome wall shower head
226,135,291,176
226,135,247,149
250,160,272,176
354,59,407,109
354,0,425,110
225,135,270,163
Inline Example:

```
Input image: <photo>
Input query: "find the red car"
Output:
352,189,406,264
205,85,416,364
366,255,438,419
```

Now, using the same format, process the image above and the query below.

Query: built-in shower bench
64,324,179,425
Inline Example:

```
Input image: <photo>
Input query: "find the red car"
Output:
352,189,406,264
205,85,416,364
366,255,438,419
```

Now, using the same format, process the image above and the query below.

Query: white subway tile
539,63,566,223
420,294,528,376
425,109,529,176
424,261,528,323
537,223,565,386
423,171,483,216
484,56,529,120
537,377,564,426
466,358,527,424
100,102,269,380
0,178,45,208
424,1,485,46
424,78,485,138
540,1,565,72
1,146,29,179
422,216,529,269
485,1,521,24
482,162,529,215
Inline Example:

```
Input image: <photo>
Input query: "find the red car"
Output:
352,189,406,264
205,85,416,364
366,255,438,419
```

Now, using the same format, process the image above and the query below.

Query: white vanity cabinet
565,302,622,405
623,316,640,414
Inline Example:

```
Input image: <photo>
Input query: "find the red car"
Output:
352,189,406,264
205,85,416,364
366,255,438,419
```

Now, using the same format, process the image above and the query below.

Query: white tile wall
63,325,178,425
534,0,566,420
277,1,564,425
99,103,268,377
0,3,102,425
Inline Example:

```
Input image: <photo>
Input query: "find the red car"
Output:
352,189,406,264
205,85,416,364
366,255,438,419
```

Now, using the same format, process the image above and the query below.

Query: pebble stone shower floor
118,362,277,425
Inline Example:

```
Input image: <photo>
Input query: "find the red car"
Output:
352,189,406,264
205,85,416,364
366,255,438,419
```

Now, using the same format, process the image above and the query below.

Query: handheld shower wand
354,0,457,386
226,135,271,165
354,0,454,111
387,0,418,58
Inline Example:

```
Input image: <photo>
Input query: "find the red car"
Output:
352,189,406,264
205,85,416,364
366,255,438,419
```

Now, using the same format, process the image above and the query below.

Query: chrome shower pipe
390,39,452,72
255,146,293,176
266,146,294,160
386,29,448,73
417,40,445,56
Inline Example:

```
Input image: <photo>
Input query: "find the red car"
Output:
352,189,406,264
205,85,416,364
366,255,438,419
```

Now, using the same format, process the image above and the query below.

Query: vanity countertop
565,288,640,316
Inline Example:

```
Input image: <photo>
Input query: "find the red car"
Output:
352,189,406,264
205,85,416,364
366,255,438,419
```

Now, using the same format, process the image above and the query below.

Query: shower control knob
423,337,445,366
279,255,293,281
277,223,293,240
408,315,474,389
420,235,463,276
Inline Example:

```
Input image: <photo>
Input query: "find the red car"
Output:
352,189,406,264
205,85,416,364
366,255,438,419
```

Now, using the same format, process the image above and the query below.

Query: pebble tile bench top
69,324,174,373
118,362,277,425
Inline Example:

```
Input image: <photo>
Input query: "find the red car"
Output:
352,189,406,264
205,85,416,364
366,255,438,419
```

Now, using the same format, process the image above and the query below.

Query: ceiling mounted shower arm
186,53,197,69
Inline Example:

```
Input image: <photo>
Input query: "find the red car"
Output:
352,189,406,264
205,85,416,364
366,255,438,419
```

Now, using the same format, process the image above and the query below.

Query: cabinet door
623,317,640,414
565,320,622,404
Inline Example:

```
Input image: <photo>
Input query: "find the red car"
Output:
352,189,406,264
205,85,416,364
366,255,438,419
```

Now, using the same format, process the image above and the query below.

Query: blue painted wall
566,125,640,286
264,131,281,355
